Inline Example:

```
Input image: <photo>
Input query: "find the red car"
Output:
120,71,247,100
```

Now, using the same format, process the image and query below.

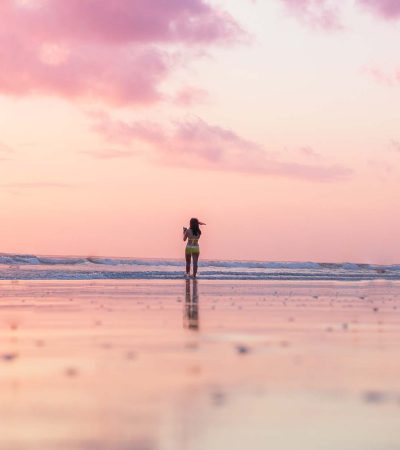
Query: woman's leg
185,253,192,275
192,253,200,277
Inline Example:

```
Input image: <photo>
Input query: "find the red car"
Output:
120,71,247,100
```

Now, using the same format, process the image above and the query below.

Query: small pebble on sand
126,351,136,360
1,353,18,362
236,345,250,354
64,367,79,377
211,390,226,406
362,390,387,404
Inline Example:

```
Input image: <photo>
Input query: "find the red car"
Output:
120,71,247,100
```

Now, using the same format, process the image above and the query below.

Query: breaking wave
0,253,399,281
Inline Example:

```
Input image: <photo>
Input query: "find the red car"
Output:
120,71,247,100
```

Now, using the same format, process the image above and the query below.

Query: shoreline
2,278,400,286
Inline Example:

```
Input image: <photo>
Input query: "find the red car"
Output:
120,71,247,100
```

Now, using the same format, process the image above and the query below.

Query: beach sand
0,279,399,450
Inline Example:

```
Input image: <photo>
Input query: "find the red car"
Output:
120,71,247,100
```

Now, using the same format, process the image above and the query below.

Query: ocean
0,253,399,281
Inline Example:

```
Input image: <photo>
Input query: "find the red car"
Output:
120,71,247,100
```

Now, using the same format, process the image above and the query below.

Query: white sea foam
0,253,399,281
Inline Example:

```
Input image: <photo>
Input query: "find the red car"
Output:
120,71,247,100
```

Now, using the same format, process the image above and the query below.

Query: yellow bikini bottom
185,246,200,255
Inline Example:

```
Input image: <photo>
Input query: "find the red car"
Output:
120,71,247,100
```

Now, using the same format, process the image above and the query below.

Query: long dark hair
189,218,201,237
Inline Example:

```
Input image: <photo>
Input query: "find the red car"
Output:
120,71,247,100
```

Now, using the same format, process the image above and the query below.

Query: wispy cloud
297,146,322,160
0,0,243,105
0,141,15,160
365,66,400,86
88,112,352,182
80,149,136,159
390,140,400,153
88,110,166,145
366,158,398,183
283,146,323,161
280,0,342,30
0,141,15,153
280,0,400,29
173,87,209,106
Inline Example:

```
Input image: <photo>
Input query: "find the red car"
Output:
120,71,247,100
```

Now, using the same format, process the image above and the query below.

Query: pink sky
0,0,399,263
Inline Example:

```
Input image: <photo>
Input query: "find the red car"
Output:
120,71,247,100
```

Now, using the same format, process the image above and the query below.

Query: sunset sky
1,0,399,263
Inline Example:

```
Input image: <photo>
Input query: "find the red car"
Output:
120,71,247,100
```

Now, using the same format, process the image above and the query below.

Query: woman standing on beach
183,218,205,278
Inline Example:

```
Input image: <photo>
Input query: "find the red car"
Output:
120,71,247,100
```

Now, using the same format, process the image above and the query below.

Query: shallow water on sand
0,280,399,450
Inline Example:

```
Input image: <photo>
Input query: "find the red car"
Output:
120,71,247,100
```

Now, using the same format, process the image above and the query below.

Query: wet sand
0,279,399,450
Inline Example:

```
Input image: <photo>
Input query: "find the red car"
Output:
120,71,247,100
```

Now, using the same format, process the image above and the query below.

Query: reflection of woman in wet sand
184,279,199,330
183,218,205,278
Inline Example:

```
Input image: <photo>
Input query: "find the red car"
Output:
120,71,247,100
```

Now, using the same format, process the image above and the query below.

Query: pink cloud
0,0,243,104
280,0,342,30
358,0,400,19
365,66,400,86
298,146,321,159
0,38,168,104
88,113,352,182
173,87,209,106
89,111,166,145
284,146,322,161
280,0,400,29
8,0,242,45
